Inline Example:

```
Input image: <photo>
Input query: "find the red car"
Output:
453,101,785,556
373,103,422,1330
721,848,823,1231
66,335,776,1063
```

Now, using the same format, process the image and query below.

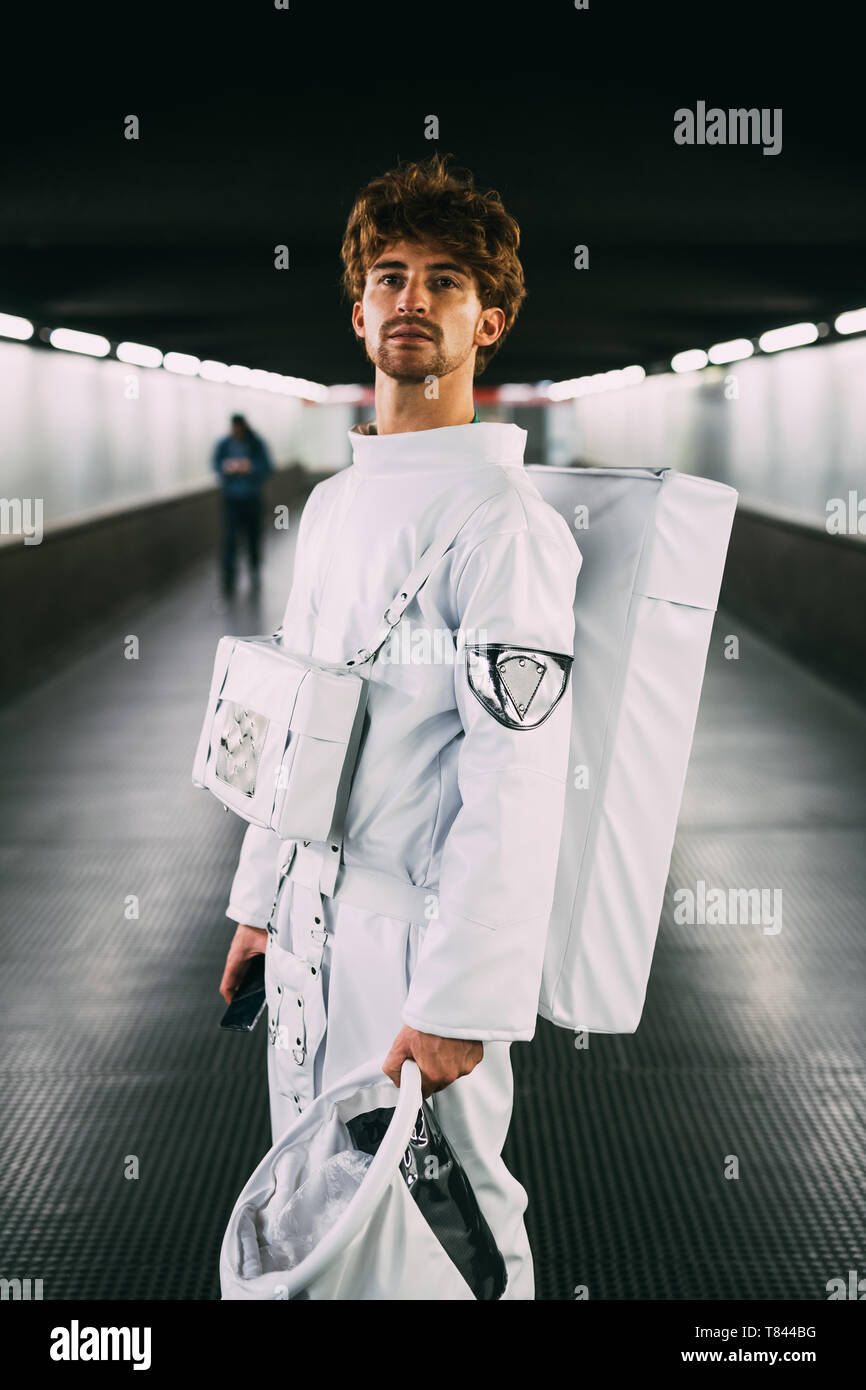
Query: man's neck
372,370,476,435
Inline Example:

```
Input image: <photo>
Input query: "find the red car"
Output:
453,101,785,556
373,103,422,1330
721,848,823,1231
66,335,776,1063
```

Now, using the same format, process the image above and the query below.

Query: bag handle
344,483,506,669
268,1058,423,1297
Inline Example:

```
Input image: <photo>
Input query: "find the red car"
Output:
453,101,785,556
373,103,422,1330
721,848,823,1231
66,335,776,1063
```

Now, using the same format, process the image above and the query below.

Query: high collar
347,421,527,476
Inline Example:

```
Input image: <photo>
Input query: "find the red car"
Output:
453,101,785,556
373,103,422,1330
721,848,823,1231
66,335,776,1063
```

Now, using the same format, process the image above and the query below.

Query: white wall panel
550,337,866,522
0,341,353,532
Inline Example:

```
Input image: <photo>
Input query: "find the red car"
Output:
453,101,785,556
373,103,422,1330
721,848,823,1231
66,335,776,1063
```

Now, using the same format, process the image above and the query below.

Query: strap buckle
383,590,409,626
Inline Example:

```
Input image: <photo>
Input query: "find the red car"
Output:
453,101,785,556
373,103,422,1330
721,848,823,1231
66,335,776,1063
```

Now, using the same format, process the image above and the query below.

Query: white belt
279,839,433,924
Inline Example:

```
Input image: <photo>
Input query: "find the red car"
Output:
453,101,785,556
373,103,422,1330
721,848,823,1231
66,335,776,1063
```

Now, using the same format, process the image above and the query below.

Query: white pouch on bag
192,635,368,843
192,480,512,849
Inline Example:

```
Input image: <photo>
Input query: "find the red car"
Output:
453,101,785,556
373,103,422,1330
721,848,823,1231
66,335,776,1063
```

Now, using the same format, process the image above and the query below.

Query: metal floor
1,524,864,1301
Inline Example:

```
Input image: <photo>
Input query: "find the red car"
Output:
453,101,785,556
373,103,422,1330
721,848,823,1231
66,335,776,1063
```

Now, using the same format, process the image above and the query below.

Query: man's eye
378,274,402,285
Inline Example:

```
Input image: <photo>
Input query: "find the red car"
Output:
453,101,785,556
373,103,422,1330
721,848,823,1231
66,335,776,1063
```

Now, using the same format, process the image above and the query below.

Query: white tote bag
219,1057,507,1301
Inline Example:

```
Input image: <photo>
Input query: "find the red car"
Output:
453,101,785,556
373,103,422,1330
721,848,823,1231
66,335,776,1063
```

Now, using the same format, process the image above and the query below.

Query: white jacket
226,420,582,1042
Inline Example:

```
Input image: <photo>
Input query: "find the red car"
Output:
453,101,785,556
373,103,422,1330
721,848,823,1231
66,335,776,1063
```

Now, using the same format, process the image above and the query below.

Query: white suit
226,419,582,1298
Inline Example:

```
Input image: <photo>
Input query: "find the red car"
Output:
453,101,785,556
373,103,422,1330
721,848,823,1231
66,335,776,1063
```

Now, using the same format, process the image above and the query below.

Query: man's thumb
381,1038,408,1089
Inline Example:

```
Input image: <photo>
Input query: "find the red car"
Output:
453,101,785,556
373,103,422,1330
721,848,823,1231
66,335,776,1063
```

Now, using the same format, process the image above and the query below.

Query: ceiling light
758,323,818,353
0,312,34,340
707,338,754,365
117,342,163,368
49,327,110,357
671,349,708,373
835,308,866,336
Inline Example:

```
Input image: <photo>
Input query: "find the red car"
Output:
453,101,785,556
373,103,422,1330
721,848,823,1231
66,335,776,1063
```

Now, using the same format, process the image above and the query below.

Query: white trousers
263,875,535,1300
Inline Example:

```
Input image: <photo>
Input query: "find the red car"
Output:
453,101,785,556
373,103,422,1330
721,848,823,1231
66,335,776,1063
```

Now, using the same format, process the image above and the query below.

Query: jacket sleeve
252,435,274,479
213,440,225,475
401,514,582,1042
224,480,326,927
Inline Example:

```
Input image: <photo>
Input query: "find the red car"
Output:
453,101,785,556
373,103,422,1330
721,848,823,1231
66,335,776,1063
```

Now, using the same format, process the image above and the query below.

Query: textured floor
0,516,864,1301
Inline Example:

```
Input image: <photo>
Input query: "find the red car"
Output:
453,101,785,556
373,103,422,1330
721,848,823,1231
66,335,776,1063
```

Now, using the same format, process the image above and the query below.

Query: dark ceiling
2,2,864,387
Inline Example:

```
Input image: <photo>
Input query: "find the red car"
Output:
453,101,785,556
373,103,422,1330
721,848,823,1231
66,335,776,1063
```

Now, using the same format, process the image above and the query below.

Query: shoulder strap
346,481,508,669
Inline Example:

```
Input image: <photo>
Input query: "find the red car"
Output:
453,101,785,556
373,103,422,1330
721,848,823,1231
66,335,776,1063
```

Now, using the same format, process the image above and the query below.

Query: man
212,413,273,598
218,154,581,1298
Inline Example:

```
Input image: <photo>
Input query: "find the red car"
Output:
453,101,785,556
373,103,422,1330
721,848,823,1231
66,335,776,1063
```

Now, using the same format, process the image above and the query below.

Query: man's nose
395,277,429,314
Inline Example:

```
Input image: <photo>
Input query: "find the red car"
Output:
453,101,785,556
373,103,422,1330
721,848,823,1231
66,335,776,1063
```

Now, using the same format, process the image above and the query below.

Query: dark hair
340,152,527,376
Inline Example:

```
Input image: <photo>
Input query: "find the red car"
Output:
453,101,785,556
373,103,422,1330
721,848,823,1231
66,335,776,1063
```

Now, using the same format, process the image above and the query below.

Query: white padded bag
527,465,738,1034
219,1057,506,1300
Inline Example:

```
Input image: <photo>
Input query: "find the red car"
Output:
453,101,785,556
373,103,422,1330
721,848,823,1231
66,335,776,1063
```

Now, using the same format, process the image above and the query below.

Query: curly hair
340,153,526,376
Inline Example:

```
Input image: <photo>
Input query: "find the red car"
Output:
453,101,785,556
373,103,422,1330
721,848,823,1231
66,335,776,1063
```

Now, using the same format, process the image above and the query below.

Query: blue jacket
213,431,273,498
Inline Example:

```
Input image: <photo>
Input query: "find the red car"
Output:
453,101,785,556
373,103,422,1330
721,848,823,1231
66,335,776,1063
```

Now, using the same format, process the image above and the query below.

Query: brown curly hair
340,153,526,376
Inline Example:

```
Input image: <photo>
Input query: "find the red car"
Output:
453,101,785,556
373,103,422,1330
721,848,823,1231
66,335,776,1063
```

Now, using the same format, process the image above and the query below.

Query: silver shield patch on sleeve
465,644,573,730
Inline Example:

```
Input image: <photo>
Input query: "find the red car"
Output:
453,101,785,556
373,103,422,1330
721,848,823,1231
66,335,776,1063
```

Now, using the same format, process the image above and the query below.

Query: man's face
230,421,245,440
351,237,502,383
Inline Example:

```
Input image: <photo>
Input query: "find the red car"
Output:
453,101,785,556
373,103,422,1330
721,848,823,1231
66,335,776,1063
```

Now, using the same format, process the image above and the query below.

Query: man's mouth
388,328,433,341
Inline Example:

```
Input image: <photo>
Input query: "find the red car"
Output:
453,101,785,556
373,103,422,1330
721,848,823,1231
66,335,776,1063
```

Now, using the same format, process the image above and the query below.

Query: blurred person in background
213,413,273,599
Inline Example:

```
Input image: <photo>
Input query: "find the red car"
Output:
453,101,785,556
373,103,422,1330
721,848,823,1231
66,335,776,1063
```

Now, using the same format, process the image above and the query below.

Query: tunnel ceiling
2,3,864,388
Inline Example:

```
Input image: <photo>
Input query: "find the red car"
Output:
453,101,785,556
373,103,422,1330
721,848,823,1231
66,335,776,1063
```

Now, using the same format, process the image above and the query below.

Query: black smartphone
219,952,267,1032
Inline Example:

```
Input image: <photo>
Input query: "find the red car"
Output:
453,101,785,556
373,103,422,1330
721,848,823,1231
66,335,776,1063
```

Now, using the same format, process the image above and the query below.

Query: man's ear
351,301,366,340
477,307,505,349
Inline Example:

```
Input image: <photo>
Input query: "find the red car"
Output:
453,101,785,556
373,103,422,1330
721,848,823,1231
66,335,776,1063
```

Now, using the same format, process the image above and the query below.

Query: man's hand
382,1025,483,1099
220,923,268,1004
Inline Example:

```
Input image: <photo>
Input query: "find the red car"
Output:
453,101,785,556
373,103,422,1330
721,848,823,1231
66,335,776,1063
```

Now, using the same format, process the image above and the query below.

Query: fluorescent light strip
163,351,201,376
49,327,110,357
671,349,708,373
12,302,866,403
199,360,230,382
546,364,647,401
835,308,866,335
0,312,34,340
2,313,334,398
117,341,163,368
707,338,754,365
758,322,819,353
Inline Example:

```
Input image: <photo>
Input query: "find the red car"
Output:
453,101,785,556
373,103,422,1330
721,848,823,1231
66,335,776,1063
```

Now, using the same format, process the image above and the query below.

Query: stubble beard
369,333,472,384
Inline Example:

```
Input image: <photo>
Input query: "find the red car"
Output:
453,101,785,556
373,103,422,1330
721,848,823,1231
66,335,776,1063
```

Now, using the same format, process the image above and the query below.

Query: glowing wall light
199,360,230,382
835,308,866,336
671,349,708,373
163,351,201,375
758,323,818,353
49,327,110,357
707,338,754,365
0,312,34,340
117,341,163,368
